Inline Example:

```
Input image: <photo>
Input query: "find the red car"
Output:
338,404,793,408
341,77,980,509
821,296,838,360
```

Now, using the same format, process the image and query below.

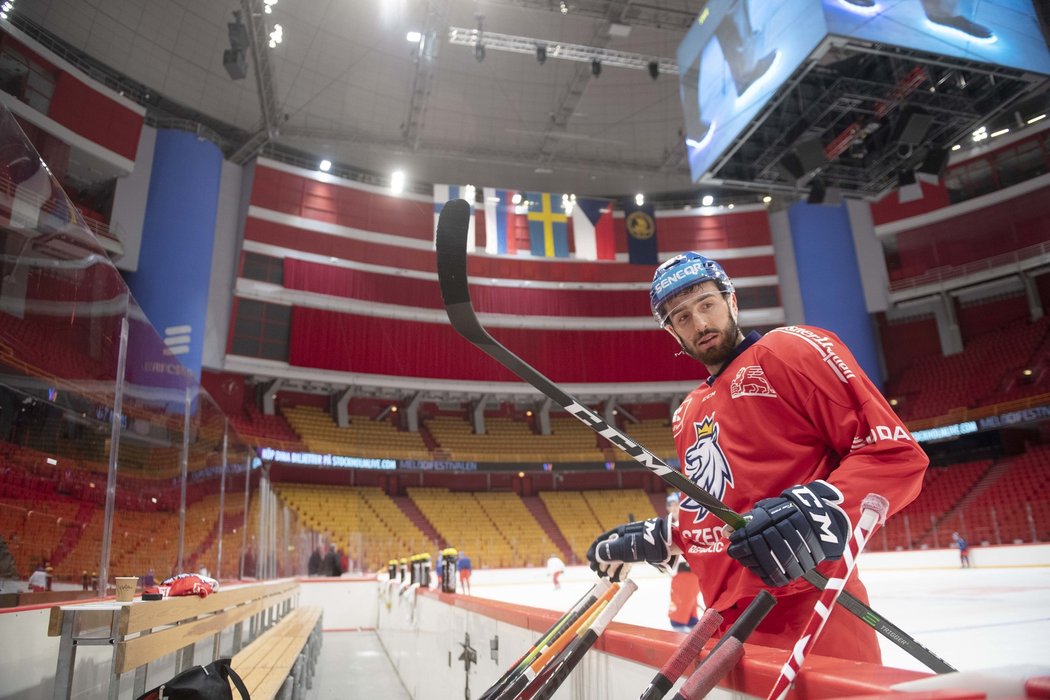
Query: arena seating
274,483,430,572
282,406,431,460
619,418,676,461
473,491,559,567
886,316,1049,422
229,405,305,450
879,459,992,551
406,487,527,568
424,414,605,463
958,444,1050,545
536,490,603,563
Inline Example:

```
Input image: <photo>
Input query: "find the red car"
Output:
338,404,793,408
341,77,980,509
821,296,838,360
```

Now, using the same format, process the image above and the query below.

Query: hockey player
586,252,928,662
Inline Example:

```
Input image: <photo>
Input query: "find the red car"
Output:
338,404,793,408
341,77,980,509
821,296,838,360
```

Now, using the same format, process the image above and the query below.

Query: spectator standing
308,546,323,576
456,551,472,594
323,544,342,577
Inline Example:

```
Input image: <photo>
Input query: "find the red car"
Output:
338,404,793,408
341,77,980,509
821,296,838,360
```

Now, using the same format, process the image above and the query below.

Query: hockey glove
586,517,677,582
726,481,851,587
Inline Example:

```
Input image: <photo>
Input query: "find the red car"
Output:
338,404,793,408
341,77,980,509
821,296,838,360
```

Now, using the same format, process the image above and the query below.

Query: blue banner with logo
624,201,658,265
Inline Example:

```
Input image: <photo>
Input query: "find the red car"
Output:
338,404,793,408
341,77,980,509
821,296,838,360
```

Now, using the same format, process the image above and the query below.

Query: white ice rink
467,563,1050,674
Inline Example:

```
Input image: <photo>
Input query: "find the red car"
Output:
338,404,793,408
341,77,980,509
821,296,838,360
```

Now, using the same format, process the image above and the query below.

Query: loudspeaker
917,147,951,177
776,152,804,181
795,138,827,173
223,48,247,80
776,138,826,183
897,111,934,146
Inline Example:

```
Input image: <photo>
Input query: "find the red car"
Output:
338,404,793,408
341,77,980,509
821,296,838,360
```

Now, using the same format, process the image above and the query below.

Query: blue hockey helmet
649,252,734,326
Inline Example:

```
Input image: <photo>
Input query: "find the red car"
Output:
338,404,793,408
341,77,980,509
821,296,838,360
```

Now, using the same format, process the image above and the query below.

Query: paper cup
115,576,138,602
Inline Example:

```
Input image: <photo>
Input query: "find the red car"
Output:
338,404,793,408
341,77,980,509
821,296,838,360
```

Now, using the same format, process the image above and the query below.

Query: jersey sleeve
760,327,928,522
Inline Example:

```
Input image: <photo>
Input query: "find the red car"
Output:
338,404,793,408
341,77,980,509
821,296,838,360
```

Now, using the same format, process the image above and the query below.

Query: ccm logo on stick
565,401,671,475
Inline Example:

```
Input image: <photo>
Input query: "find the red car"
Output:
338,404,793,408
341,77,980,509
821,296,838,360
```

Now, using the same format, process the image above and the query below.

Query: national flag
623,200,659,265
482,188,525,255
571,197,616,261
434,184,476,251
525,192,570,257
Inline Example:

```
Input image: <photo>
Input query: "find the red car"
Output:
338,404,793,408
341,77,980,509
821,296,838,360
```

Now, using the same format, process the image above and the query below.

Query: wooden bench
232,606,323,700
47,579,305,700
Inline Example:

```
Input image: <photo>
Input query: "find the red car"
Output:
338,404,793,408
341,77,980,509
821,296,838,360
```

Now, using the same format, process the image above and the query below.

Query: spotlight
474,42,485,62
536,44,547,65
648,60,659,80
391,170,405,194
319,159,332,172
701,194,714,207
634,193,644,206
591,59,601,77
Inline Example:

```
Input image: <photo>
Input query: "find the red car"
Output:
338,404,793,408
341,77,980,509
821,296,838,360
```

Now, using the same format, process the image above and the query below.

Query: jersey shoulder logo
730,365,777,399
680,415,734,521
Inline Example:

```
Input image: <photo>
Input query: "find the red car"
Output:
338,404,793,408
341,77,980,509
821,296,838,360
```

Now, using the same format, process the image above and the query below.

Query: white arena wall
1,545,1048,700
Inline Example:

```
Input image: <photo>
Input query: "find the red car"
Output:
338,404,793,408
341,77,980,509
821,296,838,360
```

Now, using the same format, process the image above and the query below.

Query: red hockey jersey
669,325,927,614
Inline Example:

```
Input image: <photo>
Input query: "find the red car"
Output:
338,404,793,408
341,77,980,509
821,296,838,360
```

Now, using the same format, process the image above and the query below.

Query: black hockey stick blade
435,198,956,675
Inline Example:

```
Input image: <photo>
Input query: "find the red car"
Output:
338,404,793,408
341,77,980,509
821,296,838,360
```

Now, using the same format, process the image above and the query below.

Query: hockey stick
671,591,777,700
527,578,640,700
673,637,745,700
494,583,620,700
765,493,889,700
481,578,612,700
436,198,956,675
638,608,723,700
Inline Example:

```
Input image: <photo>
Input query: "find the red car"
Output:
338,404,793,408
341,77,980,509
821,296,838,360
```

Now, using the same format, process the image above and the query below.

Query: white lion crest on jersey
680,415,734,520
730,365,777,399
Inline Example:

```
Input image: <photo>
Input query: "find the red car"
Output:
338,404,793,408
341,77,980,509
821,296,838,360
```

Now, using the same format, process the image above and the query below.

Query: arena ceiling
23,0,704,197
18,1,1050,199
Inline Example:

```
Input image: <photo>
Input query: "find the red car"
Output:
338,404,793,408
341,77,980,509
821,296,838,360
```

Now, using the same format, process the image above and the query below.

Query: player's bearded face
663,286,740,366
682,308,739,365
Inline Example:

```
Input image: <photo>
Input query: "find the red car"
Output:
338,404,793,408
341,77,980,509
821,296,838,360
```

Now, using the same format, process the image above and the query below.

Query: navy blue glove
587,517,677,582
726,481,851,587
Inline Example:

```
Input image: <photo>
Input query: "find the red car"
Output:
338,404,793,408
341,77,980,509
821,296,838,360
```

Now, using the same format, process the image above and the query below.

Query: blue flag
623,200,658,265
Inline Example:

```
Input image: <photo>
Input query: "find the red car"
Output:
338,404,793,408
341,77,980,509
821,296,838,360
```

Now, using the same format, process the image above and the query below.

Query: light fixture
46,457,58,465
406,31,422,43
591,59,601,77
701,194,714,206
990,128,1010,138
971,126,988,142
391,170,405,193
1027,114,1046,124
517,471,525,478
536,44,547,64
648,60,659,80
727,203,734,209
525,410,533,417
634,193,644,206
951,144,961,151
1023,368,1034,376
889,398,899,406
559,1,568,14
319,159,331,172
390,405,399,413
511,192,523,204
762,195,772,204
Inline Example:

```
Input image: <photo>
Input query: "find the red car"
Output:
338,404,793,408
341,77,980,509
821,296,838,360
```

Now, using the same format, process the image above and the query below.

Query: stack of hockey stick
480,570,638,700
435,198,955,681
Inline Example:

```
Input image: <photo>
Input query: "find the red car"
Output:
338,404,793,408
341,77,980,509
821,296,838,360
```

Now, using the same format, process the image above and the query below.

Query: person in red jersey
587,252,929,662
